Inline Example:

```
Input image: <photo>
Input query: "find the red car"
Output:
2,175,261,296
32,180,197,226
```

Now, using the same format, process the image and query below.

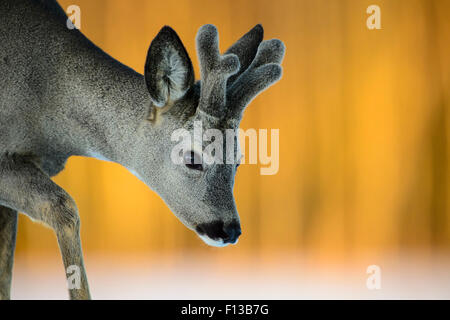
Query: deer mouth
198,234,232,247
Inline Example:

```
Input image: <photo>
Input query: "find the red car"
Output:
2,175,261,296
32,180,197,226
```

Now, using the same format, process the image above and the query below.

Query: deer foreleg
0,155,91,300
0,206,17,300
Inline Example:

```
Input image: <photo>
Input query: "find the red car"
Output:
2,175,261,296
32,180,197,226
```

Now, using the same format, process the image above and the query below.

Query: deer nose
196,220,241,244
223,222,241,244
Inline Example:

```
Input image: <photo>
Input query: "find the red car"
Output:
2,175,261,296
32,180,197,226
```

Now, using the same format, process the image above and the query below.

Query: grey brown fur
0,0,285,299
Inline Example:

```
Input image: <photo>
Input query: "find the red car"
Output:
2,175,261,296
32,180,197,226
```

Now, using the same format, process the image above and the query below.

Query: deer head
134,24,285,247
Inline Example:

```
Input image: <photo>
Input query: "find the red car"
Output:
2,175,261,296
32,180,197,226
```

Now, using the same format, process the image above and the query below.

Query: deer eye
183,151,203,171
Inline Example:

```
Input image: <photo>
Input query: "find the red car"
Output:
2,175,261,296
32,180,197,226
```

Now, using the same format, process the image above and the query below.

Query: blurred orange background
11,0,450,298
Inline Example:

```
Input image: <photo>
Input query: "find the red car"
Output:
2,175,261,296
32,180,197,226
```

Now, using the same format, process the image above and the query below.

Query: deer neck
62,42,159,172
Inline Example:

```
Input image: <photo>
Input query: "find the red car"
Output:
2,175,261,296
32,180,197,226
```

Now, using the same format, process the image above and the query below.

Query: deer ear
145,26,195,107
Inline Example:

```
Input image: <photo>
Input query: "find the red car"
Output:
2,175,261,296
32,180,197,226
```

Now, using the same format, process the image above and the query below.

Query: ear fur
145,26,195,107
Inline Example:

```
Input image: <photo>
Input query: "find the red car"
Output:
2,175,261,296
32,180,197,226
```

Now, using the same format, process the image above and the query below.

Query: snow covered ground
11,251,450,299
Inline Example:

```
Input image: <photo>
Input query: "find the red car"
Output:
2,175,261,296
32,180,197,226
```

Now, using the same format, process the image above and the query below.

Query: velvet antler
196,24,240,118
196,24,285,121
227,38,285,120
225,24,264,86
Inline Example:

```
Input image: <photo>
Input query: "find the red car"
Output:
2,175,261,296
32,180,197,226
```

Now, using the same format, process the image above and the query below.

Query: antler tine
225,24,264,86
196,24,240,118
227,39,285,120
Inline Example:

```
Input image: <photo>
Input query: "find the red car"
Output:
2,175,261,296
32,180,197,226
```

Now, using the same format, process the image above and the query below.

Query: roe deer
0,0,285,299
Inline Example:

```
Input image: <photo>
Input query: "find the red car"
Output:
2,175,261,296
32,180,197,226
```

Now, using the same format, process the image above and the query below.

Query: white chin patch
198,235,236,247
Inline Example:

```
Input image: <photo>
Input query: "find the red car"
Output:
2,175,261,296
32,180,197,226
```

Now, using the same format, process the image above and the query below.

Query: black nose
223,222,242,243
196,221,241,244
